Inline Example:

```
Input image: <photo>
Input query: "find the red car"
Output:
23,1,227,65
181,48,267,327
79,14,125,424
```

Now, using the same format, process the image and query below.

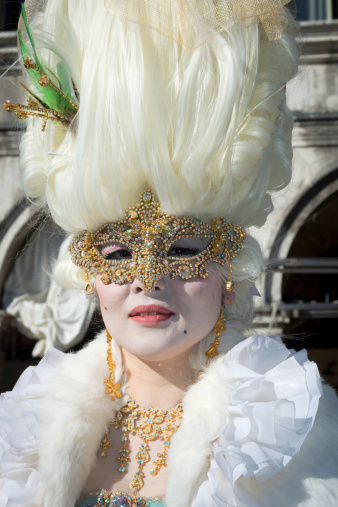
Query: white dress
1,330,338,507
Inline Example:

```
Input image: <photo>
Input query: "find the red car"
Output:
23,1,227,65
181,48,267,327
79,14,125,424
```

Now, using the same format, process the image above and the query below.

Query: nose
131,277,166,294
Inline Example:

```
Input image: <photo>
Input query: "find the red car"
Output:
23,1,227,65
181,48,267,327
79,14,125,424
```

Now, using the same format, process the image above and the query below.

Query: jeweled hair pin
3,5,78,131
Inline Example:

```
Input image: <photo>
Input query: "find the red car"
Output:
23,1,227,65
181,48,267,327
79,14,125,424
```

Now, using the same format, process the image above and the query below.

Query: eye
97,243,132,260
167,246,200,257
167,238,210,258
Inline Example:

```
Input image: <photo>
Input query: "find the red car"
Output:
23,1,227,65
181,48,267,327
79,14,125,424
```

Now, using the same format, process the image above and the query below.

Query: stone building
1,1,338,391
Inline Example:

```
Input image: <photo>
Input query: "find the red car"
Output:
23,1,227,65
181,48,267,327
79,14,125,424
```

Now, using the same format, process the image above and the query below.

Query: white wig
18,0,299,327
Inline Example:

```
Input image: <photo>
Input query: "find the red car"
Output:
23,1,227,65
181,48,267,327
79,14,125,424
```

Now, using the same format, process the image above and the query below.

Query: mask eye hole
97,242,132,260
167,238,211,258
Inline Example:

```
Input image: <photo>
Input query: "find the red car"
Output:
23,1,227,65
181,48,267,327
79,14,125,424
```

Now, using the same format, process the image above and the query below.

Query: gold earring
226,261,234,292
84,270,94,295
205,304,226,361
104,330,122,401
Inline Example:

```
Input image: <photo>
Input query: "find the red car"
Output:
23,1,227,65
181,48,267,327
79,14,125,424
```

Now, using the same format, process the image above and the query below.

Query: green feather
57,62,72,97
19,33,77,114
16,5,78,121
21,5,45,73
56,61,78,110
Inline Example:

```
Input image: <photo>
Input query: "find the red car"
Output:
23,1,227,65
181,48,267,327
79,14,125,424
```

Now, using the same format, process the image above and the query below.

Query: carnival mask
69,190,245,291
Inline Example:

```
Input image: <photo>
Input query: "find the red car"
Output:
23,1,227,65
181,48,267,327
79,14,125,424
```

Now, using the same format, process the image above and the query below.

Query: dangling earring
226,261,234,292
104,330,122,401
205,304,226,361
84,270,94,295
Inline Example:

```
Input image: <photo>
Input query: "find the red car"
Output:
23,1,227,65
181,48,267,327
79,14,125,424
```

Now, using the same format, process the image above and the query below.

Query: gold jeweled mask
69,190,245,291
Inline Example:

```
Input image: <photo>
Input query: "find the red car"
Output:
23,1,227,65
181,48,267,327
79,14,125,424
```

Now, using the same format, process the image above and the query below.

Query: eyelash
100,245,200,260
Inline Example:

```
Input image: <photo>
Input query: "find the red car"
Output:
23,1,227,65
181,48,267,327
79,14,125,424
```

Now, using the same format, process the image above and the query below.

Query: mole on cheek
104,307,108,311
184,330,187,334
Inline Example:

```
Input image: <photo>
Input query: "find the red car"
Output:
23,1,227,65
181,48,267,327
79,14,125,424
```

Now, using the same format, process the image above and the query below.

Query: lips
129,305,174,324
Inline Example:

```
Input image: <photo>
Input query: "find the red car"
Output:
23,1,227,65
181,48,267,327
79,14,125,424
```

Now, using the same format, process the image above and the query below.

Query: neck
122,347,195,410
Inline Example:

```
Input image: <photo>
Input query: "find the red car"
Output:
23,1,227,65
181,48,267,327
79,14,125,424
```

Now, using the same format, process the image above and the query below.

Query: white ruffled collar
168,336,322,507
1,332,322,507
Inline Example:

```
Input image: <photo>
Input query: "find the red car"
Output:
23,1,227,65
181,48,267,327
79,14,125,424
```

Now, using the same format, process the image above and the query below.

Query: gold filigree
104,330,122,401
101,398,183,494
69,189,245,292
205,304,226,361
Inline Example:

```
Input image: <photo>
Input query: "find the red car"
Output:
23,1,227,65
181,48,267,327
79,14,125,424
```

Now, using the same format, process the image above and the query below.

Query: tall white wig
18,0,299,328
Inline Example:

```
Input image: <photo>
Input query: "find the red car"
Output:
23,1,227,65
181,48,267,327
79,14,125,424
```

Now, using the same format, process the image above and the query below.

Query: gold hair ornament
3,5,78,131
69,189,245,292
105,0,292,53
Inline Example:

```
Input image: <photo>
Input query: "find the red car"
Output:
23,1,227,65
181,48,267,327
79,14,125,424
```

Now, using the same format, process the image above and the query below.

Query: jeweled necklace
100,306,225,504
100,397,183,494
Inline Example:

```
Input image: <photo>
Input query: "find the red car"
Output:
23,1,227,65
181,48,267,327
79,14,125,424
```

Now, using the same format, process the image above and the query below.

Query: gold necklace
100,398,183,494
100,306,225,498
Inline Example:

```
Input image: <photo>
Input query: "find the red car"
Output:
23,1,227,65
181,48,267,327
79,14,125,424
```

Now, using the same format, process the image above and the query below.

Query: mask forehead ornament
69,190,245,291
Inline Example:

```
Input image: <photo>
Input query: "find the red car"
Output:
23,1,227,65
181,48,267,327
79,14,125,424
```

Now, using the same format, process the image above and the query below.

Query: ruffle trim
198,336,322,507
0,348,66,506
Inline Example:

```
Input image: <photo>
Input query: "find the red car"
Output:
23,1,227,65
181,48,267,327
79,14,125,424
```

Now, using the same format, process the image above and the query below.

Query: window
296,0,338,20
0,1,24,31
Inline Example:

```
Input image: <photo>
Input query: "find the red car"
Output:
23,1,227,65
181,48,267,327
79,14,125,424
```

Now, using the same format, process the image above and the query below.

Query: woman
1,1,338,506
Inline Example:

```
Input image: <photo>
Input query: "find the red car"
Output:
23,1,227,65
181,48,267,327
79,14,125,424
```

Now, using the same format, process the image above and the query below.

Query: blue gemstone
110,493,130,506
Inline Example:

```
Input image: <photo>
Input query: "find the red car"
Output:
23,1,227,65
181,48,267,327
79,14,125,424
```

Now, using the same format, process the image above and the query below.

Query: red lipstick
129,305,174,325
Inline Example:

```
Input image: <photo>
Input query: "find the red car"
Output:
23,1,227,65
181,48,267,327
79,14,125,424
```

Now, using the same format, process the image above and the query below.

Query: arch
265,167,338,304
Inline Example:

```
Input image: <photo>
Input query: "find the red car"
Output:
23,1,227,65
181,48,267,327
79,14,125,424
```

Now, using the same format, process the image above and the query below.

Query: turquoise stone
76,498,98,506
148,502,165,507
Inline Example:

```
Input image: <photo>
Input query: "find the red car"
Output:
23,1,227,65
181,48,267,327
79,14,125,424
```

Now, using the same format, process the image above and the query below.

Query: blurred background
1,0,338,392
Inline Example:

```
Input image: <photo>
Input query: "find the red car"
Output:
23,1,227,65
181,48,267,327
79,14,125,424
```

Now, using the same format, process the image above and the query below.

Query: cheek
181,274,223,321
95,276,128,312
183,274,222,301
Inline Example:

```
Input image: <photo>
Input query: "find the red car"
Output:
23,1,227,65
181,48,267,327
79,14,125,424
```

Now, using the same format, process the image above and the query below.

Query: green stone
127,209,138,219
163,225,174,236
123,229,133,239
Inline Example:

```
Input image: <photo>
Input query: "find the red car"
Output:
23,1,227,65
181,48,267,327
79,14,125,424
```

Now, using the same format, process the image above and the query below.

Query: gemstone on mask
179,265,191,276
127,209,138,219
163,225,173,237
124,229,133,240
143,191,152,202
